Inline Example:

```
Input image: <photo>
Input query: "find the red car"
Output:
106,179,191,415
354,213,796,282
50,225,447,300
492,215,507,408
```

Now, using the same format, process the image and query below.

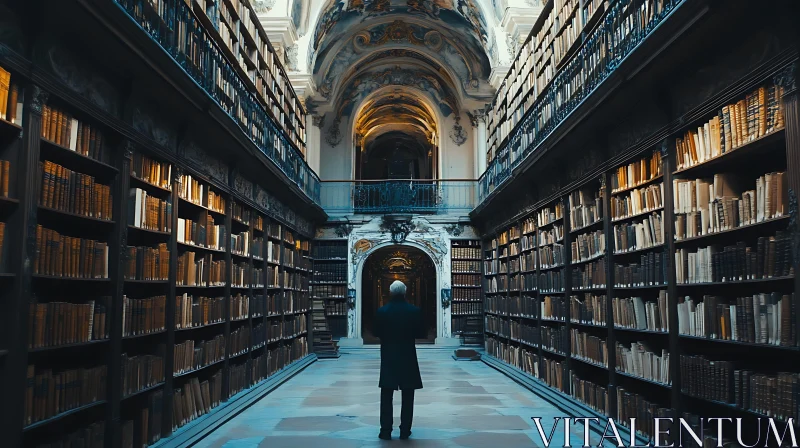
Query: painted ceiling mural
355,92,438,147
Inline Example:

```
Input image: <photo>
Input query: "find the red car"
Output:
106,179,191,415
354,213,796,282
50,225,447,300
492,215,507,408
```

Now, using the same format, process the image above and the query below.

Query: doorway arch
360,245,437,344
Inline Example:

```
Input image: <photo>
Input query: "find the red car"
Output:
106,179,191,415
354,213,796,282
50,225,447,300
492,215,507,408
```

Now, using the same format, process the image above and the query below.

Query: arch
349,85,446,180
351,240,444,342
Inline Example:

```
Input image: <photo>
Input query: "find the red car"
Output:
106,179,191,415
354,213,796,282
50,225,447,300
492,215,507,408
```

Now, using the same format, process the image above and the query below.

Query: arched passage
360,245,437,344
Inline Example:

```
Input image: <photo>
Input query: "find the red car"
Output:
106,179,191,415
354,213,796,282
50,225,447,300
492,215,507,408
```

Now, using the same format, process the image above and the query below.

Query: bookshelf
311,240,348,343
0,61,316,448
483,68,798,442
188,0,307,155
450,240,483,345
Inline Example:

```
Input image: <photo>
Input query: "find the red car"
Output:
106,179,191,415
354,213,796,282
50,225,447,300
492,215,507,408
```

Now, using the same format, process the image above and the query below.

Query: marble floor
194,348,607,448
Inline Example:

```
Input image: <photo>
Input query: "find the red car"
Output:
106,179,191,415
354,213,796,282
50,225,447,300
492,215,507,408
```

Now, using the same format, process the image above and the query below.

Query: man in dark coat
373,280,424,440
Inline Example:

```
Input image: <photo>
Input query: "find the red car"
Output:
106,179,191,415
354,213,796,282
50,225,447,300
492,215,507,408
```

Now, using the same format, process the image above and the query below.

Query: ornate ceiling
307,0,497,150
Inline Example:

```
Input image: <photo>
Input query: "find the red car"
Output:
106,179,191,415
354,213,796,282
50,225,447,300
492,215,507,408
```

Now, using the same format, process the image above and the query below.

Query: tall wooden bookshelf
482,69,797,442
450,240,483,345
0,60,314,448
310,240,348,341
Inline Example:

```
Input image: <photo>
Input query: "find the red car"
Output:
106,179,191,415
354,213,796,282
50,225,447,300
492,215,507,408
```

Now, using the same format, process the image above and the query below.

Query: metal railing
321,180,477,215
115,0,320,202
479,0,684,204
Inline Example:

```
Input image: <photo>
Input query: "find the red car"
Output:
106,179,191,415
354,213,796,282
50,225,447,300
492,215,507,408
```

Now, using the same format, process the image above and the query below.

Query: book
27,297,109,348
612,291,668,332
124,244,170,281
121,390,163,447
40,105,109,163
128,188,173,232
570,294,607,326
175,294,225,329
25,364,107,426
0,159,10,197
121,350,165,397
131,152,173,189
39,161,113,220
173,335,225,375
33,225,109,278
615,341,670,384
122,295,167,337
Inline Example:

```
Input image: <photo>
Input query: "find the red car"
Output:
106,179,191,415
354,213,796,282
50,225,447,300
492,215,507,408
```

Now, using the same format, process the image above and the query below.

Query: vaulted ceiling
307,0,497,127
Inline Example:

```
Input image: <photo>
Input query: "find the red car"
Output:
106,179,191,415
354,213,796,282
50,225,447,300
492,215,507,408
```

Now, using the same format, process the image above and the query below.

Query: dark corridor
362,246,436,344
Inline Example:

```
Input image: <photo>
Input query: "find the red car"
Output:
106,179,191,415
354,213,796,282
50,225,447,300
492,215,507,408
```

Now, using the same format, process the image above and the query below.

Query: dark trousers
380,388,414,433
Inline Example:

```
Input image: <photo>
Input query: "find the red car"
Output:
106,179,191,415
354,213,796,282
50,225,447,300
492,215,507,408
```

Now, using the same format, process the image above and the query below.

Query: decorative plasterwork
449,115,467,145
259,16,299,49
253,0,276,13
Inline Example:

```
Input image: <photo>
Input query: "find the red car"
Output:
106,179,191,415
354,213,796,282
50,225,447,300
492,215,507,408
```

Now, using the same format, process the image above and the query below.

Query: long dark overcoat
373,299,424,390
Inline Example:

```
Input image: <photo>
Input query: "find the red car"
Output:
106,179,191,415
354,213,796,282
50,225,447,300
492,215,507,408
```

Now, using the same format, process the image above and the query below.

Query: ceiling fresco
355,92,438,148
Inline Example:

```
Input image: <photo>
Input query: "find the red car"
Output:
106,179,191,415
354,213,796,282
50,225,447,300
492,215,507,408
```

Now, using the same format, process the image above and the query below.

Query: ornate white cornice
489,65,510,90
501,7,541,42
258,15,299,49
288,72,317,100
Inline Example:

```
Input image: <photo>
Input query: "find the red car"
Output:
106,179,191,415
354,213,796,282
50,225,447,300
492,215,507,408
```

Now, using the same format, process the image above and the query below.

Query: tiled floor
194,348,603,448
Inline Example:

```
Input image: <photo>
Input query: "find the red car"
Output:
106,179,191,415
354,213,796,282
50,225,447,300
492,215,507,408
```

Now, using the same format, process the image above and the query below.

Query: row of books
539,243,565,268
452,259,480,272
41,104,109,163
121,351,165,397
0,67,24,125
172,374,222,431
122,295,166,337
129,188,172,232
452,273,480,287
610,183,663,221
539,270,564,293
40,160,113,220
132,152,172,189
615,388,670,440
453,287,481,301
176,252,225,286
674,232,792,284
36,421,105,448
311,284,346,298
229,325,250,356
675,83,784,171
615,341,670,384
673,172,786,240
313,263,347,282
611,150,662,193
177,216,226,251
124,244,169,281
176,294,224,329
612,211,664,253
178,174,226,213
121,390,163,448
230,293,250,320
173,336,225,375
231,201,252,225
542,326,568,354
571,328,607,367
34,226,109,278
24,364,107,426
614,251,667,287
539,224,563,246
0,160,9,198
570,294,606,326
231,262,261,288
28,299,109,349
451,302,482,315
571,258,605,289
677,293,795,346
612,293,669,332
312,242,346,259
571,230,604,262
568,189,603,230
452,246,480,259
231,231,251,256
680,354,798,423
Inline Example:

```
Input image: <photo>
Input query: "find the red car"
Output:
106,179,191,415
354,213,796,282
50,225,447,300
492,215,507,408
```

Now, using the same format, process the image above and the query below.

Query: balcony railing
321,180,477,215
115,0,320,202
478,0,684,204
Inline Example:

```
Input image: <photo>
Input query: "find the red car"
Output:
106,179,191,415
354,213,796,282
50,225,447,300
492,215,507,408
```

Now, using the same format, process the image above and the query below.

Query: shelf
176,321,226,332
611,174,664,196
570,252,604,266
541,347,566,357
124,279,169,284
177,241,226,254
539,264,564,272
28,338,110,352
452,285,482,288
123,329,167,340
231,252,251,260
571,357,608,370
0,117,22,135
677,275,794,287
130,175,172,194
310,281,347,285
678,334,800,352
614,326,668,335
613,243,664,256
127,225,171,236
122,382,165,401
673,129,785,176
674,215,789,245
23,400,107,432
614,370,671,389
31,274,111,283
174,358,226,378
451,258,481,261
569,219,603,234
613,283,667,290
611,206,664,224
570,321,607,330
37,205,115,225
175,284,226,289
40,138,119,178
451,271,482,274
0,195,19,207
571,286,607,292
178,196,225,216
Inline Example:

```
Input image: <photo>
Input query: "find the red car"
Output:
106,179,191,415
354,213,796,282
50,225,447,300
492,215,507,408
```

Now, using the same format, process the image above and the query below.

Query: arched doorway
361,245,436,344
